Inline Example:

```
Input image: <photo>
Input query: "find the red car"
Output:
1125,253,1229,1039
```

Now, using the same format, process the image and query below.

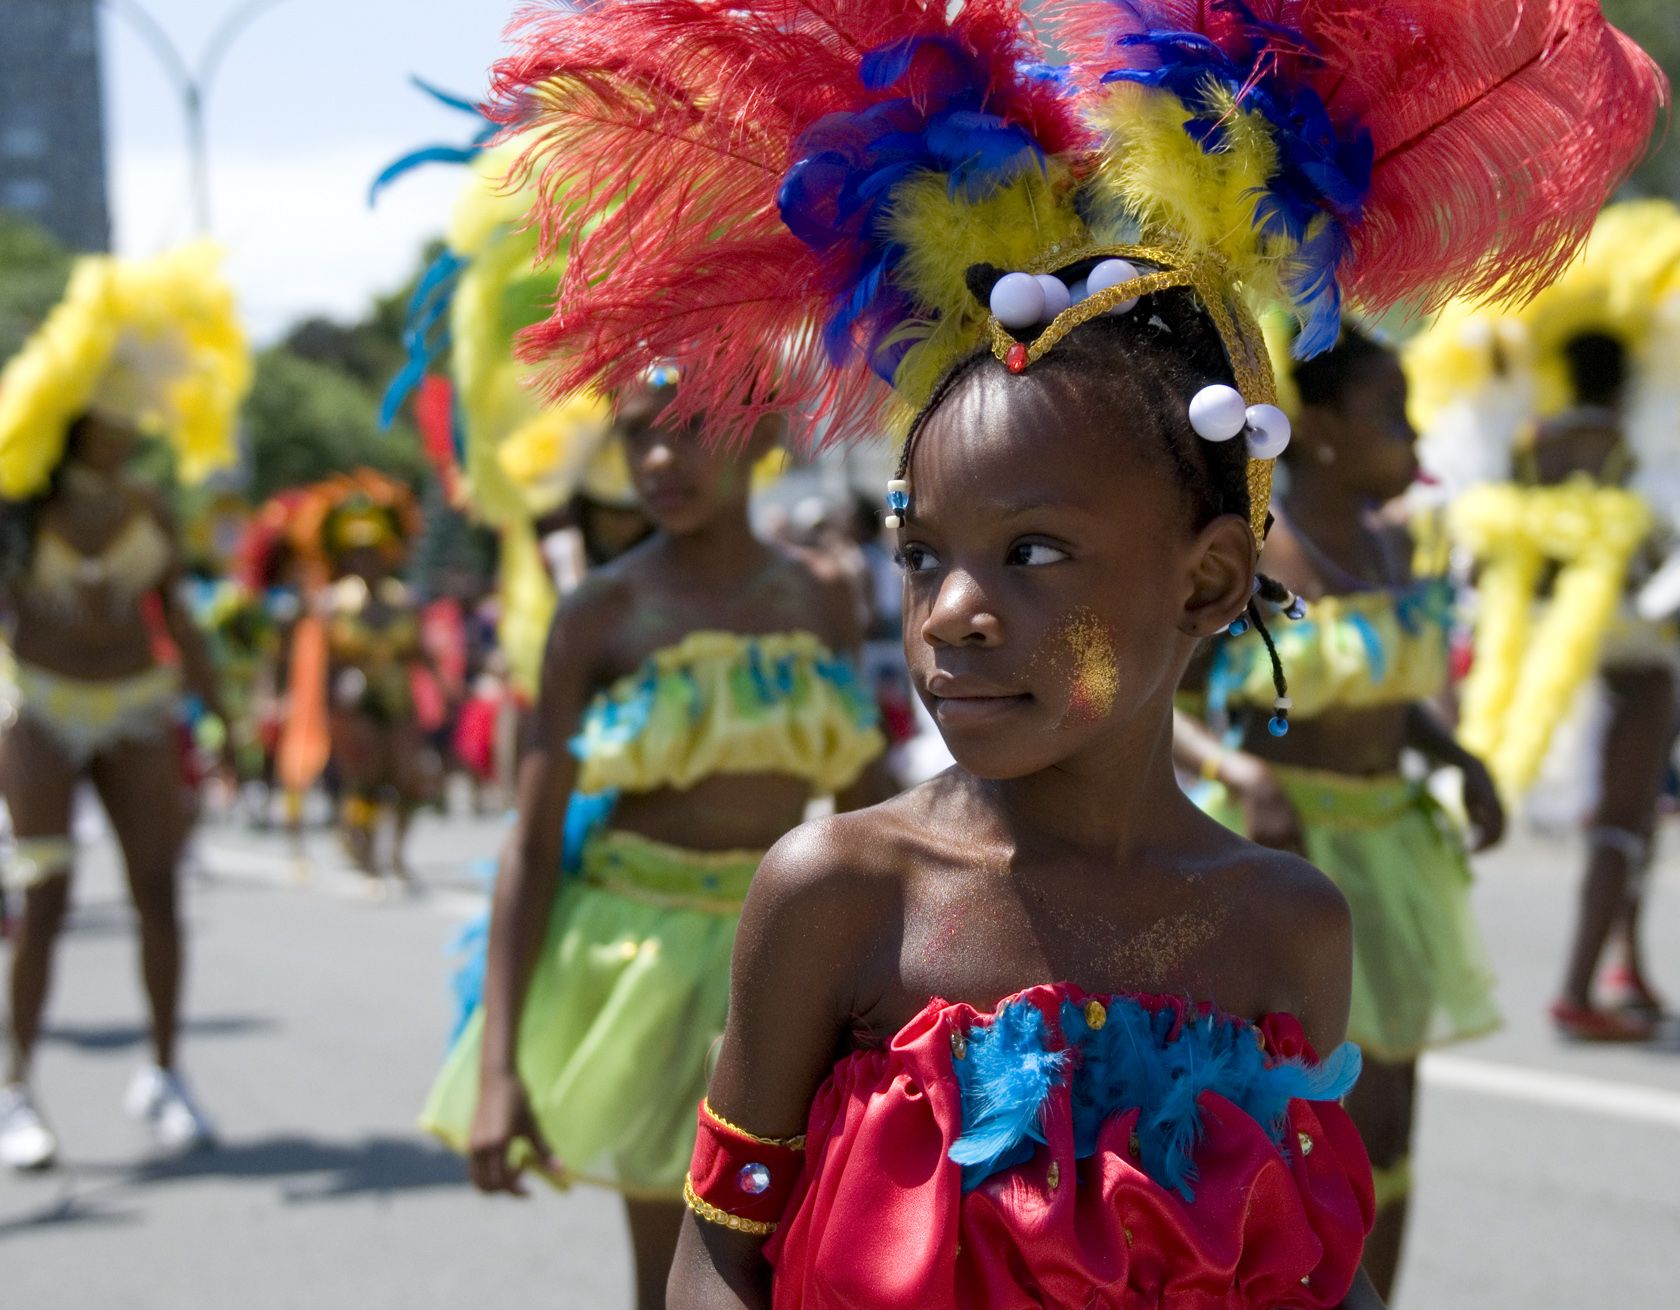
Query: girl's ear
1180,513,1255,637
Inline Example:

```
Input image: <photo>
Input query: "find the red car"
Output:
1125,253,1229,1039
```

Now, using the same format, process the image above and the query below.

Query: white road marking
1420,1053,1680,1128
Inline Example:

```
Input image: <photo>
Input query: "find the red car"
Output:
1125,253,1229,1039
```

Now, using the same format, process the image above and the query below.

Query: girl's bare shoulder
742,772,967,927
1190,813,1353,1042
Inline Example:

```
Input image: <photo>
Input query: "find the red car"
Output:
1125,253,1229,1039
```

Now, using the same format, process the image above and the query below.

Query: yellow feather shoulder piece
0,243,249,499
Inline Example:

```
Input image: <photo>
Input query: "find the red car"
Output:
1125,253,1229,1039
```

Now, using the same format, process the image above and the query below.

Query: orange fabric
278,613,330,790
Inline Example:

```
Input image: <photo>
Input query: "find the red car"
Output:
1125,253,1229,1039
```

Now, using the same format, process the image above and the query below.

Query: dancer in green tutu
1175,328,1504,1299
422,372,888,1309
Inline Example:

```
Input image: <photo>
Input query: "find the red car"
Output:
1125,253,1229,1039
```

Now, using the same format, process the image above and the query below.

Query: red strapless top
763,984,1373,1308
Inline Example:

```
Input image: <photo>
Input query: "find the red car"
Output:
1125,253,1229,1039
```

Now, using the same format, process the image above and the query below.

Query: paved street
2,797,1678,1308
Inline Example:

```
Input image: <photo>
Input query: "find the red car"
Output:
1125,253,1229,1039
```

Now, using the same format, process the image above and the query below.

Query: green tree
1603,0,1680,201
242,347,427,501
0,215,73,367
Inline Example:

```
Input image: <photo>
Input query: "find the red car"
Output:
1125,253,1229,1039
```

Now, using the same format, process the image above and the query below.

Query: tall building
0,0,110,251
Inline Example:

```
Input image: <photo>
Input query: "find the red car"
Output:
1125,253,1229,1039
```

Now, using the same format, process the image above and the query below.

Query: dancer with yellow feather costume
1407,200,1680,1042
0,245,249,1170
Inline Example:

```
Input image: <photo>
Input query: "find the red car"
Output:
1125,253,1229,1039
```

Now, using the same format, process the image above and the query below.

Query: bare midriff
1238,703,1410,778
9,594,157,682
609,770,813,853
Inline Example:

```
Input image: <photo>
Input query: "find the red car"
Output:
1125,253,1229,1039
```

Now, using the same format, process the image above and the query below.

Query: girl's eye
897,544,940,573
1008,541,1069,567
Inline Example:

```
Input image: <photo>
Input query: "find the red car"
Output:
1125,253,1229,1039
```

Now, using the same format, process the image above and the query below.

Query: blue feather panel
949,993,1361,1202
777,38,1060,383
1099,0,1372,357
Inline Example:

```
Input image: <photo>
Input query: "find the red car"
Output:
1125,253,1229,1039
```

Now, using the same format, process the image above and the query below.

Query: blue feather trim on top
947,1000,1073,1191
1099,0,1372,357
949,993,1361,1202
777,38,1058,384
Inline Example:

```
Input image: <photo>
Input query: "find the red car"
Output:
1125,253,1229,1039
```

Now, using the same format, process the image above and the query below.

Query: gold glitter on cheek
1058,607,1120,726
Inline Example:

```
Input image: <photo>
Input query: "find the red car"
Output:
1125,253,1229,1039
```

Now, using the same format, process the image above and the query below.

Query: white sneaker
124,1066,215,1151
0,1083,57,1170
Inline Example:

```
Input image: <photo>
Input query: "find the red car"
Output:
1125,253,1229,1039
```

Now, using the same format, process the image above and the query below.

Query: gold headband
983,243,1278,544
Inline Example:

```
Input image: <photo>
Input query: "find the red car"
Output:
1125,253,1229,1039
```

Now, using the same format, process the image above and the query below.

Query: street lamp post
102,0,289,235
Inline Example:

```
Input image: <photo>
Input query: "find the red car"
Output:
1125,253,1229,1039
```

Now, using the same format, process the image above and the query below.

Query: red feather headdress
490,0,1665,474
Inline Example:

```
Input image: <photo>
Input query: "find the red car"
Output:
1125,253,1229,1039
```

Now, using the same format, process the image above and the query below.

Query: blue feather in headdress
777,38,1060,383
371,77,499,428
1100,0,1372,357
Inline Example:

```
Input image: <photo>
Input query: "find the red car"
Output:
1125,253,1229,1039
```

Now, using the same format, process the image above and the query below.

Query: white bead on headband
988,260,1141,330
1189,384,1292,460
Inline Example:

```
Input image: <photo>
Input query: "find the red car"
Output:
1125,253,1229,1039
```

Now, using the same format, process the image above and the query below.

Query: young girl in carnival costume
480,1,1660,1305
273,470,441,890
0,245,250,1169
416,150,894,1307
1172,324,1505,1296
1407,201,1680,1042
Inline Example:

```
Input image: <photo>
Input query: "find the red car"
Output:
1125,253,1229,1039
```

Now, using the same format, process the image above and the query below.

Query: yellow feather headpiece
1405,201,1680,503
0,243,250,499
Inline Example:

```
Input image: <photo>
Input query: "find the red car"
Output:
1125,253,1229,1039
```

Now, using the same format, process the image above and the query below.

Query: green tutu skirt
421,828,762,1198
1201,765,1500,1063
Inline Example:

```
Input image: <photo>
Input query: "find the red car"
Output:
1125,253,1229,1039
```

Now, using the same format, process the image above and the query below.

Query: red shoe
1550,999,1656,1042
1601,965,1666,1018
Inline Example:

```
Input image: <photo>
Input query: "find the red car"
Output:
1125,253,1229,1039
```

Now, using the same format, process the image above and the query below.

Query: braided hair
894,284,1292,719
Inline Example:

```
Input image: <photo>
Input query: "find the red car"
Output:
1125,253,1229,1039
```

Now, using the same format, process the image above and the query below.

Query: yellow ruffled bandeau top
1209,579,1452,720
570,630,884,795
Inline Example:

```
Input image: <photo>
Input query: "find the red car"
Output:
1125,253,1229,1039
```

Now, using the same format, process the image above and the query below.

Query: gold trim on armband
701,1098,806,1151
683,1172,779,1236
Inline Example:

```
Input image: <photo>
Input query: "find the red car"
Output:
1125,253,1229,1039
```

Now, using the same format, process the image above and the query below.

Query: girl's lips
644,485,694,509
931,691,1033,727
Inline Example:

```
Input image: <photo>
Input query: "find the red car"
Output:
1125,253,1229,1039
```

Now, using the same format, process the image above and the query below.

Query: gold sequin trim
1084,999,1108,1030
984,241,1279,544
1298,1131,1314,1156
951,1029,968,1061
701,1099,806,1151
683,1173,778,1236
1047,1161,1060,1190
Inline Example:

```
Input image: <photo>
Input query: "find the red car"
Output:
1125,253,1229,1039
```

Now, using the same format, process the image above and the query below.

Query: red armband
683,1099,806,1236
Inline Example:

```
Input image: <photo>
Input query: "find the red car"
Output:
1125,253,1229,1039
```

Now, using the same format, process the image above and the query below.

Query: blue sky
103,0,517,339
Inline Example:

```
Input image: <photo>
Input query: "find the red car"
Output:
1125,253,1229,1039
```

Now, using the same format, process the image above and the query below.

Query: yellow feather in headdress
0,243,249,499
883,163,1089,432
1090,82,1287,307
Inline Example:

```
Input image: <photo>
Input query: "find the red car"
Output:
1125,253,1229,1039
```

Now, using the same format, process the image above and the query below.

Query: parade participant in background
478,1,1658,1307
1407,201,1680,1041
231,490,309,832
279,470,440,890
420,369,891,1310
0,245,250,1169
1173,326,1505,1298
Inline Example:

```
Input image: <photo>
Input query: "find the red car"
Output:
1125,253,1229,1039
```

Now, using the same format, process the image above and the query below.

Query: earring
1315,444,1336,465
